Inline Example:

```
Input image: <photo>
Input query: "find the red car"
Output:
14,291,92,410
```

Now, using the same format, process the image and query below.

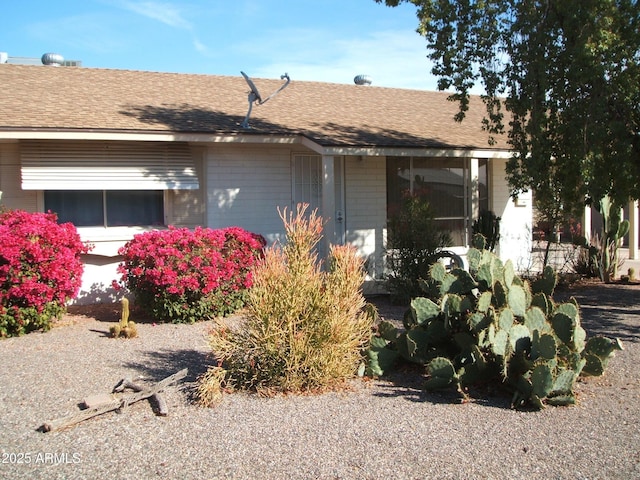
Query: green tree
376,0,640,222
386,193,452,303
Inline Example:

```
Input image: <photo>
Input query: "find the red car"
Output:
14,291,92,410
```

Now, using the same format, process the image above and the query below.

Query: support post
322,155,336,256
629,200,639,260
583,205,592,243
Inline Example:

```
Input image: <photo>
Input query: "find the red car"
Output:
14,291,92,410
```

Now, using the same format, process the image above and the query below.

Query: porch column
469,158,479,245
629,200,639,260
469,158,479,219
322,155,336,251
582,205,592,243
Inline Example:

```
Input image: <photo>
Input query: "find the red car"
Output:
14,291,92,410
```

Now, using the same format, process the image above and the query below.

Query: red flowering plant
114,226,266,323
0,209,91,337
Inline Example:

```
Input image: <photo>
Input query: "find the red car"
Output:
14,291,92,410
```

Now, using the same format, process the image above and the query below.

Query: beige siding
490,158,532,270
0,143,38,211
344,155,387,281
168,150,206,227
205,145,293,242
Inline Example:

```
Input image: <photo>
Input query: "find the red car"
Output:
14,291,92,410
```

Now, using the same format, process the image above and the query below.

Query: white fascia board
317,146,513,158
0,130,304,145
0,130,513,158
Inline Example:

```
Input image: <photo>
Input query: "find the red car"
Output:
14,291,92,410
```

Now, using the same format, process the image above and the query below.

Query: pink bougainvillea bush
0,209,91,337
115,226,266,323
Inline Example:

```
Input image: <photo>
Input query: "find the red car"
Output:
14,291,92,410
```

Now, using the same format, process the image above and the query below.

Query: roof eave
0,128,513,158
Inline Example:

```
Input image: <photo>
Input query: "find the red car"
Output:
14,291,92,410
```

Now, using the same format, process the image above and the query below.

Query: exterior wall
0,143,37,211
344,155,387,292
1,140,534,304
0,141,207,304
74,154,206,304
167,148,206,228
205,145,294,244
490,157,533,270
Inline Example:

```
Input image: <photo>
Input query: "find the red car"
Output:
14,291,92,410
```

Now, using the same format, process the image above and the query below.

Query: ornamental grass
198,204,373,405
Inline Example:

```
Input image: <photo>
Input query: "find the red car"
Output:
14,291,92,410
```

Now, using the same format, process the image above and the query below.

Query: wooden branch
39,368,187,432
151,393,169,416
112,378,168,415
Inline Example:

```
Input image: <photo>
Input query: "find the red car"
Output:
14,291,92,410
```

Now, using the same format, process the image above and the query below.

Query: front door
292,155,345,245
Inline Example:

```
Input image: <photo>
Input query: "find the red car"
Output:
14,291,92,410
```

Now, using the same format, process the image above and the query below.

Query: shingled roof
0,64,508,150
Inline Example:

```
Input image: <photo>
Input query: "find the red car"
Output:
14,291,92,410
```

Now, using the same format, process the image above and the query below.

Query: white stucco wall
491,158,533,271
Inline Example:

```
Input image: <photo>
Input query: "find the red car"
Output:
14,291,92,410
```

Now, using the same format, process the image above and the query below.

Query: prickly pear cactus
595,196,630,282
367,247,623,409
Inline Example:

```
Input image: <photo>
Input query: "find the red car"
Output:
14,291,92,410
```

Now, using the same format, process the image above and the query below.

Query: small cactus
628,267,636,282
110,298,138,339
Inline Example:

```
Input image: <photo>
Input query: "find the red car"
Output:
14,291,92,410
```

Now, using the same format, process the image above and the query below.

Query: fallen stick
38,368,187,432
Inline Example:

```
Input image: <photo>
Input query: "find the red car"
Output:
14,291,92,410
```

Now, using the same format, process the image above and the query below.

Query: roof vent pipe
41,53,64,66
354,74,372,86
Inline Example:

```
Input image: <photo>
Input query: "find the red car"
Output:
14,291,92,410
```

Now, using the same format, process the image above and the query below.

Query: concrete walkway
620,247,640,275
528,244,640,278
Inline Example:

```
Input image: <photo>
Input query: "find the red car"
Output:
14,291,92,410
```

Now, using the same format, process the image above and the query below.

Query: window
386,157,488,246
293,155,322,212
44,190,164,227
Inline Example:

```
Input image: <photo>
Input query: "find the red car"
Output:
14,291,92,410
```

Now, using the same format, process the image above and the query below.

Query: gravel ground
1,283,639,480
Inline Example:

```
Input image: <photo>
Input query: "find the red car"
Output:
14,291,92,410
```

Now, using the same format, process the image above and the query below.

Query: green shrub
199,204,374,403
386,193,452,304
471,210,501,252
368,238,622,409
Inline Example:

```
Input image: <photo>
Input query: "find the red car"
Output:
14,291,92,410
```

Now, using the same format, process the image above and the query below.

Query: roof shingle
0,64,508,150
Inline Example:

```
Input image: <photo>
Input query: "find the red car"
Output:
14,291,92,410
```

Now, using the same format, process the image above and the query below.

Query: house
0,63,533,302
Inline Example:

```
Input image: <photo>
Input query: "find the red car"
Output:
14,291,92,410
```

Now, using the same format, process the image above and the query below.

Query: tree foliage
377,0,640,215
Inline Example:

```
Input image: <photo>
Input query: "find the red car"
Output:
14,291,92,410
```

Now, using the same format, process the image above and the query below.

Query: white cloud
117,1,192,29
193,38,210,55
239,27,438,90
109,1,219,59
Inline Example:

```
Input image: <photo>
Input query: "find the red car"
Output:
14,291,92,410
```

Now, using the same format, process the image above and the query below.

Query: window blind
21,141,199,190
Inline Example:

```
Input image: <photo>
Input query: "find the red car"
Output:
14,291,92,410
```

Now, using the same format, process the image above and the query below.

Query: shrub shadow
371,367,513,409
122,348,215,404
123,348,213,384
67,302,157,324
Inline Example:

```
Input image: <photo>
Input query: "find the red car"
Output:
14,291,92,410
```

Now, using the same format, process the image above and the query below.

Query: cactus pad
535,333,557,360
410,297,440,326
507,284,528,317
525,306,548,332
427,356,456,379
531,363,553,398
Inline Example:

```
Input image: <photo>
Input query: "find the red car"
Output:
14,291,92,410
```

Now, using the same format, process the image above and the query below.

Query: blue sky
1,0,443,90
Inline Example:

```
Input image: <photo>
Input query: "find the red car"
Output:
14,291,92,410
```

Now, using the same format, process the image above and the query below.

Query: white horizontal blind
21,141,199,190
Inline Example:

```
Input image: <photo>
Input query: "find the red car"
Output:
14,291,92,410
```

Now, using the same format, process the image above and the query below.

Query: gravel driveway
1,283,639,479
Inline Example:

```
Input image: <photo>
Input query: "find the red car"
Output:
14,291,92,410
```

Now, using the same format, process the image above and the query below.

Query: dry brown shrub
198,204,373,403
